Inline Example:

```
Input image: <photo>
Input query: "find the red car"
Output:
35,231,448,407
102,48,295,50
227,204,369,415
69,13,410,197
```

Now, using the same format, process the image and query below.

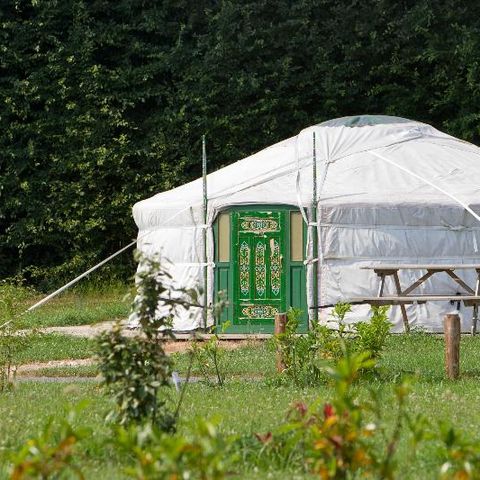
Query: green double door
214,206,307,333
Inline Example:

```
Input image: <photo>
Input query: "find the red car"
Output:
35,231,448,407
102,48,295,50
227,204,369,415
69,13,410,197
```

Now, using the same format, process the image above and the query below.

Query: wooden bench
352,265,480,334
349,295,480,307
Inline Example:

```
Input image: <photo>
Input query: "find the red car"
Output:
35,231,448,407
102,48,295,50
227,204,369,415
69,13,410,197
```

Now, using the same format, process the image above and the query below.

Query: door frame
213,204,308,334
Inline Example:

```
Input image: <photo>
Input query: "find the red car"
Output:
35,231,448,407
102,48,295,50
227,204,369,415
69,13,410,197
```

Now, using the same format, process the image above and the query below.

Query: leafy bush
3,0,480,287
272,304,392,386
437,422,480,479
0,329,32,392
9,404,89,479
97,323,175,430
116,417,234,480
354,306,392,358
271,307,326,386
97,252,187,430
191,320,230,387
256,348,413,479
0,281,36,323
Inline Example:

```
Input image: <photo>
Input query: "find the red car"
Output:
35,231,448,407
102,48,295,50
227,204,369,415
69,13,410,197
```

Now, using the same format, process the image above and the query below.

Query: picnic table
349,264,480,334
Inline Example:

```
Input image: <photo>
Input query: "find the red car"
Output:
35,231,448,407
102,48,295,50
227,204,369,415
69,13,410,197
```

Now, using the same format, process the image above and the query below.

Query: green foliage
0,281,36,323
0,281,37,391
116,417,234,480
311,303,354,361
97,323,175,430
9,403,89,480
5,336,480,478
271,307,325,386
191,320,230,387
354,306,392,358
0,329,30,392
255,349,414,479
96,253,178,430
190,333,223,387
273,304,391,386
2,0,480,286
189,290,229,386
438,422,480,479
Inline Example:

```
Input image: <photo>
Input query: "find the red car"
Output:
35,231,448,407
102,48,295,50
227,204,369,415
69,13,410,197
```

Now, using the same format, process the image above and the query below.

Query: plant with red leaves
255,347,415,479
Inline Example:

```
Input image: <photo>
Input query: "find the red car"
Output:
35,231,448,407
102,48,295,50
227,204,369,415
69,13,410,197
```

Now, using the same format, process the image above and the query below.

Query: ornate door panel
233,211,286,326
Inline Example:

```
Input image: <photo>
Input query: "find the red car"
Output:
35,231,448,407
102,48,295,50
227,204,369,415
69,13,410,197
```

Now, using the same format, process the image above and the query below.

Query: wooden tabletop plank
361,264,480,270
348,295,480,306
350,295,480,301
348,299,427,306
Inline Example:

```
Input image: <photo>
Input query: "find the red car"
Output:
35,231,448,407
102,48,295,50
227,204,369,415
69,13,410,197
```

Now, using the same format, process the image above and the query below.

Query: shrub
116,417,234,480
271,307,326,386
9,404,89,479
438,422,480,479
256,348,412,479
272,303,392,386
97,322,175,430
97,251,191,430
191,321,230,387
354,306,392,358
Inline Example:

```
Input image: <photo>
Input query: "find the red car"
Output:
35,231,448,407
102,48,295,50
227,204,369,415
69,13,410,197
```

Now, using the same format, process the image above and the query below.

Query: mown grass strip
15,334,95,364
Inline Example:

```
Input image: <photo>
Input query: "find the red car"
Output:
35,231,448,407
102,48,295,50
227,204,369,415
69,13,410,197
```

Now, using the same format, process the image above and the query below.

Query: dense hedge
1,0,480,288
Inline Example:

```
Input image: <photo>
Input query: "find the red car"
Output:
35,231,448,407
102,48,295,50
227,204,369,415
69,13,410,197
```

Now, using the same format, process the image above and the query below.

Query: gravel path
20,322,270,341
20,321,124,337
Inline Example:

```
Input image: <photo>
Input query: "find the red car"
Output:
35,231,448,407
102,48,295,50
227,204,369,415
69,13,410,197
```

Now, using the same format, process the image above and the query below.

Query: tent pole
202,135,208,330
312,132,318,324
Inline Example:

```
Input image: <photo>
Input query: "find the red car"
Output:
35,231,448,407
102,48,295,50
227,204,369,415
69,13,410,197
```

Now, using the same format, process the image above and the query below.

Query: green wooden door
233,210,286,328
214,206,308,333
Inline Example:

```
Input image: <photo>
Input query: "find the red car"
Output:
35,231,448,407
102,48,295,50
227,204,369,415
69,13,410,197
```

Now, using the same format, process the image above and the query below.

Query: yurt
132,115,480,333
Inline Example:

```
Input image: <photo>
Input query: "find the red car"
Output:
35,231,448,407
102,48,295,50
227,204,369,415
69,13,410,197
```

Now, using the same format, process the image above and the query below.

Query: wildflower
323,403,334,419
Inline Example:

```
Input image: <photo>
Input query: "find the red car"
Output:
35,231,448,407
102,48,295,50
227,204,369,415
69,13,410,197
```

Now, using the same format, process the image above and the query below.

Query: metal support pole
312,132,318,324
202,135,208,330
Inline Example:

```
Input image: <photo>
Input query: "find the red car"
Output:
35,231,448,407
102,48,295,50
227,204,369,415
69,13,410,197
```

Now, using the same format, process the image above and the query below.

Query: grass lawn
1,334,480,478
20,364,99,378
2,282,132,329
14,333,94,364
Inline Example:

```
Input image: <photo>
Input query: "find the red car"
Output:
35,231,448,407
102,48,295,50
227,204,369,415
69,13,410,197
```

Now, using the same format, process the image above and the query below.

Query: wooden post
274,312,287,372
444,314,461,380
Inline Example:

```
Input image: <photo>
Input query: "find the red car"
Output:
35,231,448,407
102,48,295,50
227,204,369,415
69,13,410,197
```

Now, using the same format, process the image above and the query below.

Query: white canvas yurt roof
133,115,480,331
